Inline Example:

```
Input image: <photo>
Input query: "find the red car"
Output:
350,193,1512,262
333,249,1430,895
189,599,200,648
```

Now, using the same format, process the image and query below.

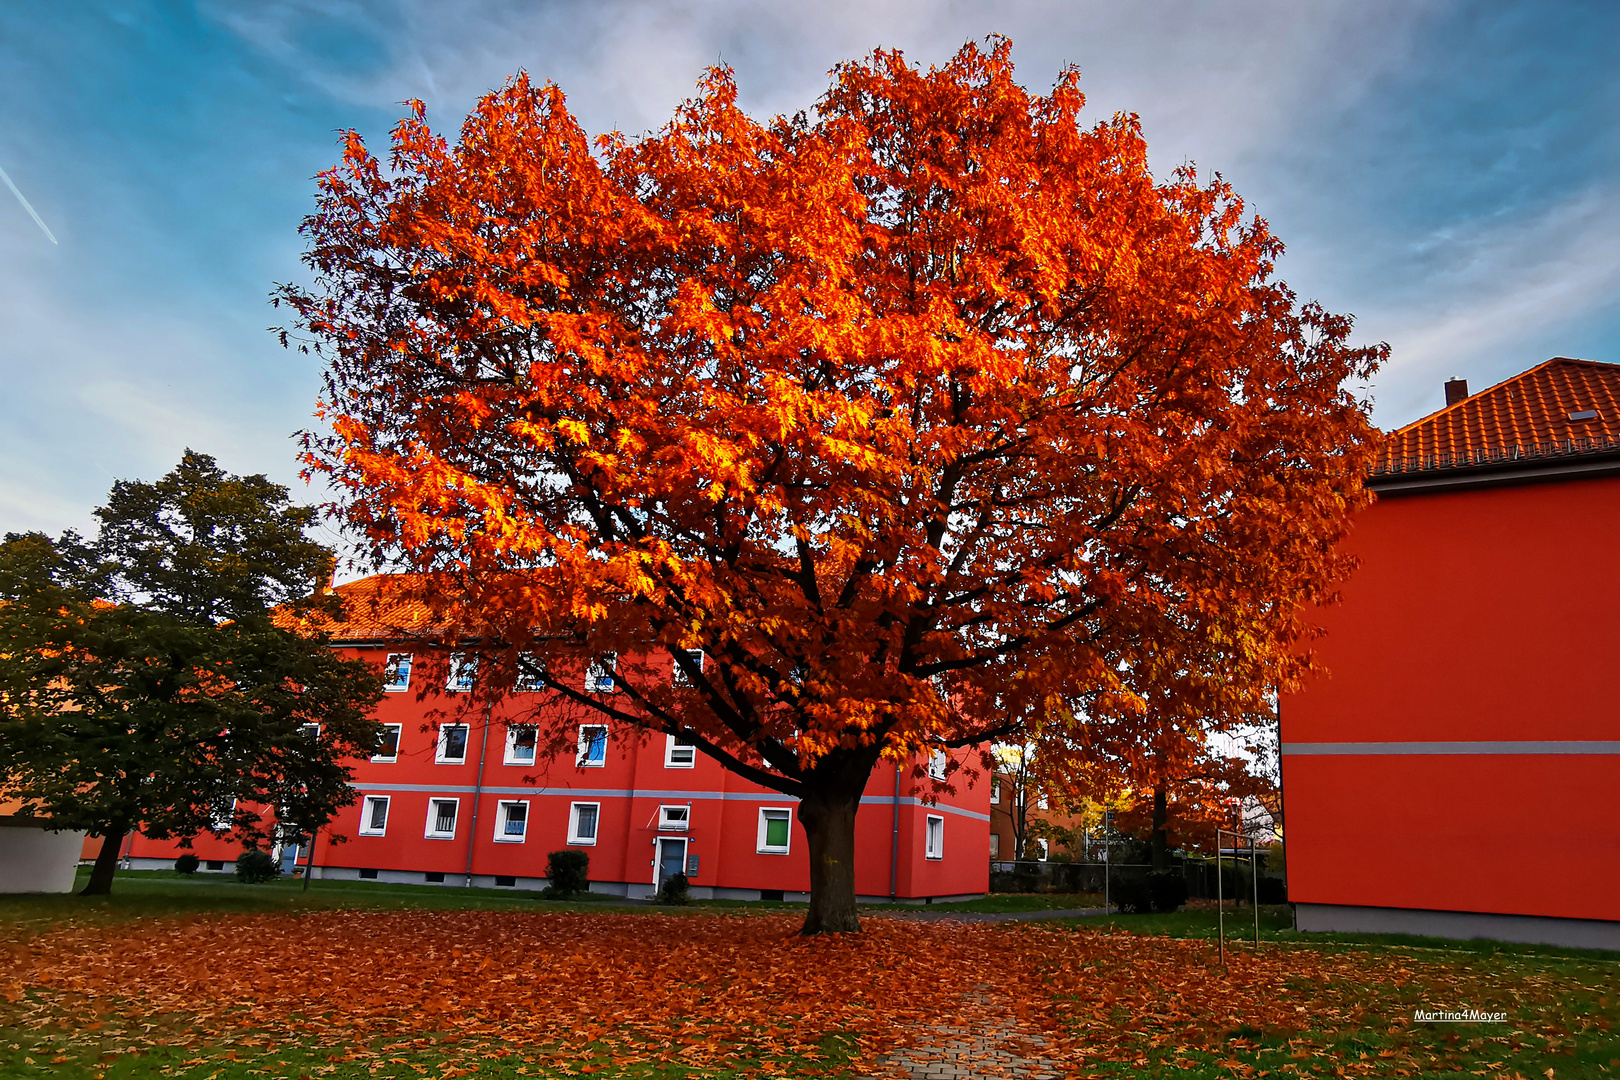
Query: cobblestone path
862,984,1065,1080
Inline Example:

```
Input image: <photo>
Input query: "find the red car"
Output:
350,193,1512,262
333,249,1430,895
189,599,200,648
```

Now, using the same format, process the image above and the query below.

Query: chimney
1444,378,1469,407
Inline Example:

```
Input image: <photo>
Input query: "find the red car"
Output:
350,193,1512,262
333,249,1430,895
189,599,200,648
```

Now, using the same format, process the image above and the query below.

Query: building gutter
1368,450,1620,496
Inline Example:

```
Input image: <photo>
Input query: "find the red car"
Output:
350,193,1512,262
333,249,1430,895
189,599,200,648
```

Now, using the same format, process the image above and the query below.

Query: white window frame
672,648,703,686
657,804,690,831
436,723,471,764
757,807,792,855
504,725,539,766
425,797,459,839
1036,837,1049,862
928,750,948,781
494,800,529,842
1036,793,1049,811
990,779,1000,803
577,724,608,767
298,722,321,740
925,814,944,860
513,652,546,692
585,653,617,693
664,731,697,768
446,653,477,693
989,832,1000,860
382,653,413,692
568,801,601,846
209,797,237,833
359,795,390,836
371,723,402,763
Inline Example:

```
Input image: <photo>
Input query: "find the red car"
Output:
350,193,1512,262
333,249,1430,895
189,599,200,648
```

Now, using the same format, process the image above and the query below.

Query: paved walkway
860,984,1064,1080
864,907,1105,924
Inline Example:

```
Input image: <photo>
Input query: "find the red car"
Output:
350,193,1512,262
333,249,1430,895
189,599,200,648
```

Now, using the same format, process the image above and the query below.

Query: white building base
1296,903,1620,951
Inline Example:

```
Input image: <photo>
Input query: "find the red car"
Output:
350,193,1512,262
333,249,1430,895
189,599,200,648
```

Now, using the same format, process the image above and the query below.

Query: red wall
1281,475,1620,922
125,646,990,900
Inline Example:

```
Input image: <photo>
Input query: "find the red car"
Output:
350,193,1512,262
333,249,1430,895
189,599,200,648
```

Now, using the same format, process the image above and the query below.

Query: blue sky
3,1,1618,538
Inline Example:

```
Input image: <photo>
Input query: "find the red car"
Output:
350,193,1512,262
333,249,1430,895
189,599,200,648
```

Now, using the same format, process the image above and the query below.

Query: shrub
235,848,278,884
1111,875,1152,914
544,850,590,897
655,872,691,905
1145,869,1188,912
174,853,200,875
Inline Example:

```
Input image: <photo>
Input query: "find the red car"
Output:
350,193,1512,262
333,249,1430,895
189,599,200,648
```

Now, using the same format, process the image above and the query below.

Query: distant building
1282,358,1620,949
120,575,991,902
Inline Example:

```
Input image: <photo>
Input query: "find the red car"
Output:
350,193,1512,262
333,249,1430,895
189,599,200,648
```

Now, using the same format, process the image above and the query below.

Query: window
447,653,477,692
209,798,237,832
382,653,413,692
989,832,1000,860
505,726,538,765
436,723,470,764
757,808,792,854
360,795,390,836
514,652,546,692
1036,793,1049,811
672,648,703,686
585,653,617,693
577,724,608,767
495,800,528,841
426,798,459,839
298,722,321,740
568,802,600,845
372,724,402,762
358,868,379,880
664,731,696,768
1036,837,1049,862
658,805,690,831
928,750,948,781
925,814,944,860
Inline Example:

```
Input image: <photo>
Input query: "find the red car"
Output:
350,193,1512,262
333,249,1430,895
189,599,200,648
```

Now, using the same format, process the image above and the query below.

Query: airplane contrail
0,161,58,244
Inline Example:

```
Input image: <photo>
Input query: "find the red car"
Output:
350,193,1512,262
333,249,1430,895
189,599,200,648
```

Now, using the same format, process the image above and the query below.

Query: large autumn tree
280,39,1382,932
0,452,385,895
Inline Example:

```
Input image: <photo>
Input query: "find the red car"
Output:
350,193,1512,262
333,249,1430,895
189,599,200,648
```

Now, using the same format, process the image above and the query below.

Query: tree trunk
81,825,127,896
797,789,862,934
1149,783,1169,871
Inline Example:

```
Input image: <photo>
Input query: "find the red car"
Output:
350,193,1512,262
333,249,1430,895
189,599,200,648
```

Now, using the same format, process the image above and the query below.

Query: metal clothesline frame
1215,826,1262,968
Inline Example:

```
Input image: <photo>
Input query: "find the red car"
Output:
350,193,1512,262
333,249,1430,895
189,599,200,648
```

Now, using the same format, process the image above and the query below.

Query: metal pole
302,829,316,892
1251,831,1260,948
1216,827,1225,969
889,763,901,900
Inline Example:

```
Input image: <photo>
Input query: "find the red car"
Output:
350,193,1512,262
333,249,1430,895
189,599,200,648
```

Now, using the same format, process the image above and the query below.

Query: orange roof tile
276,573,443,642
1374,357,1620,476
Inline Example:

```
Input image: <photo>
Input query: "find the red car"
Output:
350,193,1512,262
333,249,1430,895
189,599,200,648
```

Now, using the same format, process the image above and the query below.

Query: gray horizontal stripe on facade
1283,741,1620,756
351,783,989,821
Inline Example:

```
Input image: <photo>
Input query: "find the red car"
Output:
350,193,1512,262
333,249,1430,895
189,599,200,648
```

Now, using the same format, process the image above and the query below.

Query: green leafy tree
0,452,385,895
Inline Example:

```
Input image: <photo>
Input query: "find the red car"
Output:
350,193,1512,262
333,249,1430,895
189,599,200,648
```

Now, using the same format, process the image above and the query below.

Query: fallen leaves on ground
2,912,1613,1077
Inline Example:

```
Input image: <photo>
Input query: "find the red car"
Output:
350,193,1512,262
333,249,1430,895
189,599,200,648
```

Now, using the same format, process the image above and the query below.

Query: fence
990,853,1285,904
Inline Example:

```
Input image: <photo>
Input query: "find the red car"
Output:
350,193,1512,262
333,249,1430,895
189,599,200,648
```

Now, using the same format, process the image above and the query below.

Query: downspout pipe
464,699,494,888
889,762,901,900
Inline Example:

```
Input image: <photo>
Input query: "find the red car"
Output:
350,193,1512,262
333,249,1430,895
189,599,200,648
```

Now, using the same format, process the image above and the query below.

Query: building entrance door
654,837,688,891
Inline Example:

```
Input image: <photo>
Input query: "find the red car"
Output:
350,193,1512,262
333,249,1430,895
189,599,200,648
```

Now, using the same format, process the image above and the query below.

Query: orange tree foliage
278,39,1382,933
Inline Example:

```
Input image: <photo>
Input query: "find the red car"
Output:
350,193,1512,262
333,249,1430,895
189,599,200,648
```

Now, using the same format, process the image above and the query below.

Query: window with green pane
759,808,791,853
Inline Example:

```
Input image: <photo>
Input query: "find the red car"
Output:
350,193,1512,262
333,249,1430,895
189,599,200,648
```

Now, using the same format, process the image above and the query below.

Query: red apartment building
118,576,991,903
1281,358,1620,949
